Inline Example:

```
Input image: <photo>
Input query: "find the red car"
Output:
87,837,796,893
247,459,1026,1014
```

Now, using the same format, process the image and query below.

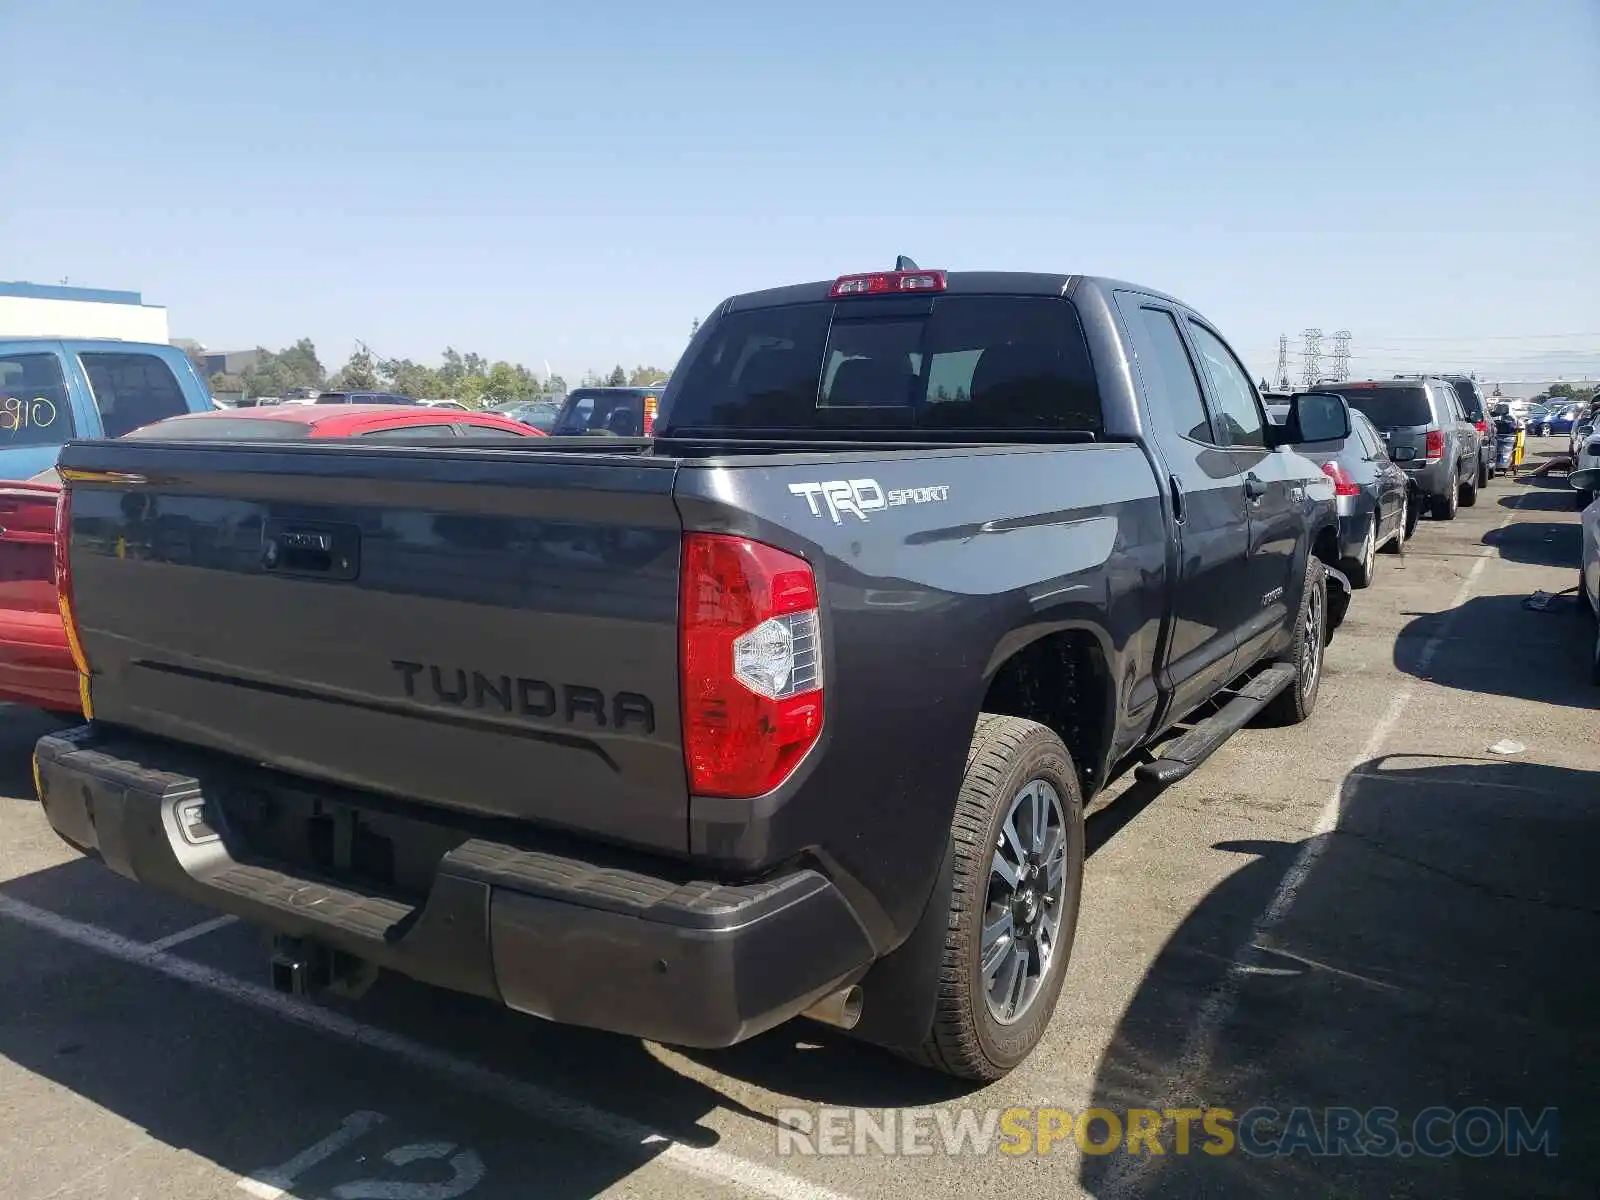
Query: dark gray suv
1317,378,1483,520
1397,373,1495,485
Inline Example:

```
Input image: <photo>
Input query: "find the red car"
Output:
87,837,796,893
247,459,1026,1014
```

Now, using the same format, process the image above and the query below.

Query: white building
0,281,170,343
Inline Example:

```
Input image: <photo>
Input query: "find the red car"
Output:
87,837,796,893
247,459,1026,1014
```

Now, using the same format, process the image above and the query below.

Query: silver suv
1317,378,1484,520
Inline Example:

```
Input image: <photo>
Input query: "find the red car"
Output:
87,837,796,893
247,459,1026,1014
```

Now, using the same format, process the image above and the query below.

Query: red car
0,404,542,715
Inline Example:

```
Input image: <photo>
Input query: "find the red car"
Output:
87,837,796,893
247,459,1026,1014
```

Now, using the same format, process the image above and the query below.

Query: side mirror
1267,391,1351,447
1570,467,1600,494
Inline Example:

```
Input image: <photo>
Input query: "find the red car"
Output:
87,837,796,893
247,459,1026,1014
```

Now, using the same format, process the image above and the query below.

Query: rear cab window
80,351,192,438
125,416,314,440
357,423,457,440
1320,385,1434,430
660,295,1103,435
455,422,533,438
552,390,648,436
0,352,74,447
1449,379,1485,422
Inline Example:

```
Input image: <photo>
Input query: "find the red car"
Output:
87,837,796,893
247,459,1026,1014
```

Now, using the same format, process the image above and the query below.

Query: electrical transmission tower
1329,330,1352,381
1275,335,1291,391
1300,328,1323,389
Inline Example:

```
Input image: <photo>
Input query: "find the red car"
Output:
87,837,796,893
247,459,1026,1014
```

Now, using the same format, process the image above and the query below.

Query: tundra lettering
390,659,655,733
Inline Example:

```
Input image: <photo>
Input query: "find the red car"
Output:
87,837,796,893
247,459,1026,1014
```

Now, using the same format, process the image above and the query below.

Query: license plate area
213,782,469,902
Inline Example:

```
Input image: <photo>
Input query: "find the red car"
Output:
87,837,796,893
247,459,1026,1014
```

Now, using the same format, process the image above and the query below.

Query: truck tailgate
60,442,691,854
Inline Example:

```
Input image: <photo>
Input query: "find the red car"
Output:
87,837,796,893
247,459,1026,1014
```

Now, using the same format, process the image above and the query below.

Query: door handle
1168,474,1185,524
1244,475,1266,501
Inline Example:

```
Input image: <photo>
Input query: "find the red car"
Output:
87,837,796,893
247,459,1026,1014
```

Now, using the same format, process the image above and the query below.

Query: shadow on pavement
1080,753,1600,1198
1482,520,1582,569
1500,487,1582,513
1393,591,1596,711
0,704,69,799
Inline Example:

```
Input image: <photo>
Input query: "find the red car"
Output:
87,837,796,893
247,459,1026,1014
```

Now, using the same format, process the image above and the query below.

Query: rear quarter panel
674,442,1167,941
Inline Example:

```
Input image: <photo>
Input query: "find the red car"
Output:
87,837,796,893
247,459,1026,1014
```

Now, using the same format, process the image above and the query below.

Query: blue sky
5,0,1597,386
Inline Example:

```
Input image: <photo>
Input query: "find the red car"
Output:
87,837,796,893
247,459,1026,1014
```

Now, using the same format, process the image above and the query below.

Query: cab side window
1186,322,1265,449
1354,415,1383,459
80,351,191,438
0,353,75,447
1133,306,1213,443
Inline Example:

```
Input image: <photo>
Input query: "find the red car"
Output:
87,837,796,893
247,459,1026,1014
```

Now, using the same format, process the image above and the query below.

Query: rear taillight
1424,430,1445,462
643,395,657,436
1320,461,1361,498
680,533,824,799
1474,419,1488,435
53,485,93,716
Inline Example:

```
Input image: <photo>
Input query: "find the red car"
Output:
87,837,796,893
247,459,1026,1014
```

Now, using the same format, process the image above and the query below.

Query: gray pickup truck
34,264,1351,1081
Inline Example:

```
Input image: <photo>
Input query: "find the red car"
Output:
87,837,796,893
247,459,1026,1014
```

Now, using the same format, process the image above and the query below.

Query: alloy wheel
1300,577,1325,702
982,779,1069,1026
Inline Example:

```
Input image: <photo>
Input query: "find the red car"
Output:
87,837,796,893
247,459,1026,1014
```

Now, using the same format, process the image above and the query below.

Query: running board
1135,664,1299,787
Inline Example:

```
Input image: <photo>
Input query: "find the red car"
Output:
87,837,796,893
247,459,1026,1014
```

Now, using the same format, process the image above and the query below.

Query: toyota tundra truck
33,264,1350,1081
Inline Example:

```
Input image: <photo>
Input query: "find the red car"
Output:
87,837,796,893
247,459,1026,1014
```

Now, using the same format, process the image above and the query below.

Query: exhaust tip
802,984,863,1031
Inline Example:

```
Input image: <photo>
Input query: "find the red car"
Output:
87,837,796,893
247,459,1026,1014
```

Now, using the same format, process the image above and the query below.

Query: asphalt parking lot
2,440,1596,1200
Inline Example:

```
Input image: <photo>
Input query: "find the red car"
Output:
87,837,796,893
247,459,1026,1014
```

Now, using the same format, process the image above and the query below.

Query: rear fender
1323,561,1351,639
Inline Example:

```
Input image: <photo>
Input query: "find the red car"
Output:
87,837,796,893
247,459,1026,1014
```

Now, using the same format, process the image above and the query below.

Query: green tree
628,365,669,386
330,345,380,390
377,357,440,399
606,364,628,387
1548,383,1577,399
240,339,325,398
480,361,533,406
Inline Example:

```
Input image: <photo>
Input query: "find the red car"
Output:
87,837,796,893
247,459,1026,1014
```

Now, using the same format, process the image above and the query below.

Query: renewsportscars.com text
774,1105,1559,1159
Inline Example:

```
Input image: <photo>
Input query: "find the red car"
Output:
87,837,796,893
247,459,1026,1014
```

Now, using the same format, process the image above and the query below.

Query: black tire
1431,470,1459,520
1257,554,1328,727
1380,492,1409,555
1342,516,1375,589
1460,469,1478,508
1479,459,1491,487
1402,489,1421,540
909,714,1086,1083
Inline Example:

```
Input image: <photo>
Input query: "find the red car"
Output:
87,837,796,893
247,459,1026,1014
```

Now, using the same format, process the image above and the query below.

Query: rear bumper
0,610,80,712
1399,460,1451,497
33,724,876,1048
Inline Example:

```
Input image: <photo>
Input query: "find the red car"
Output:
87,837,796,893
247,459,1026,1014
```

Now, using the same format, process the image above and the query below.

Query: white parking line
145,913,239,951
0,893,854,1200
1101,491,1532,1197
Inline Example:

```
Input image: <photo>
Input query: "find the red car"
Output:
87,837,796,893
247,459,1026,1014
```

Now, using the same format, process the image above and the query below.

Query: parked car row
1261,373,1522,594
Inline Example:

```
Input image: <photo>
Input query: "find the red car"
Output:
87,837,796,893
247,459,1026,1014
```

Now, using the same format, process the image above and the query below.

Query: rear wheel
1460,468,1478,508
1431,470,1459,520
1344,517,1376,588
1380,492,1409,554
909,714,1085,1082
1258,554,1327,727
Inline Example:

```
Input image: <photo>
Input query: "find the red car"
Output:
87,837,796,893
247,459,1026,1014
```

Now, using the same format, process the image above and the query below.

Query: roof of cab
159,404,423,425
717,271,1196,315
